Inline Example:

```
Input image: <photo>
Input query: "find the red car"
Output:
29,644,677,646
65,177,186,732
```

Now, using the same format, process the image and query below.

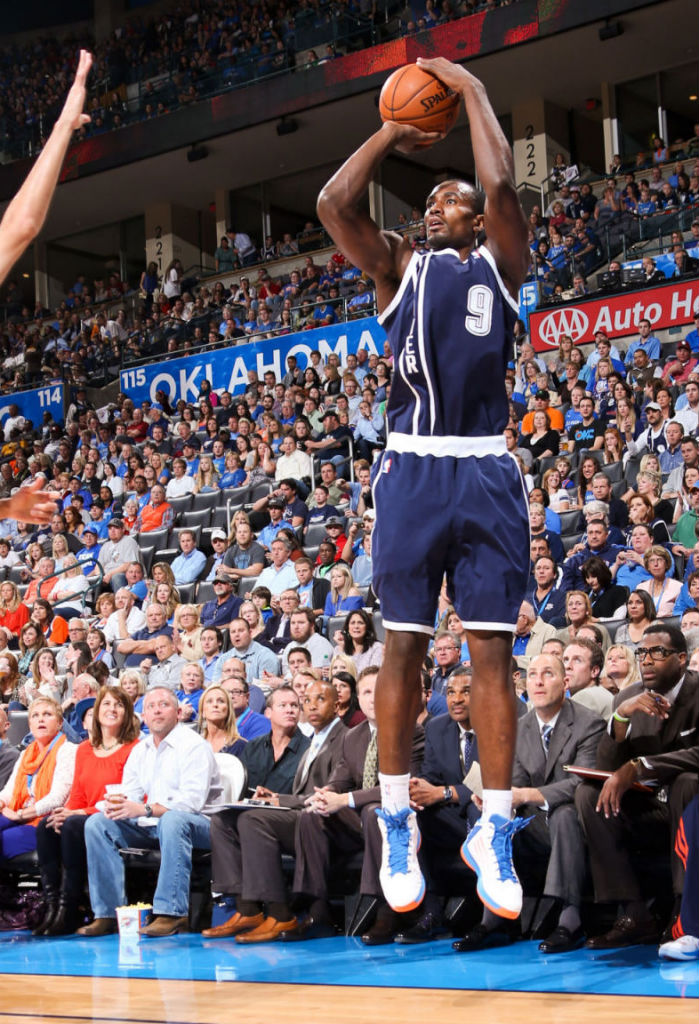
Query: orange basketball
379,64,459,136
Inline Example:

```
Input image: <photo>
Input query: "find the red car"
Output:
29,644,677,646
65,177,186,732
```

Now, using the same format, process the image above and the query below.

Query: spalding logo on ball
379,64,460,136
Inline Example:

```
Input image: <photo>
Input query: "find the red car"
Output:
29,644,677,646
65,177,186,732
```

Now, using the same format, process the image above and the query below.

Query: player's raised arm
0,49,92,287
317,122,438,310
416,57,529,299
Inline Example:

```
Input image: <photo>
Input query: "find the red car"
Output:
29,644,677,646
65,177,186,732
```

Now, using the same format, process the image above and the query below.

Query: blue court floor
0,930,696,999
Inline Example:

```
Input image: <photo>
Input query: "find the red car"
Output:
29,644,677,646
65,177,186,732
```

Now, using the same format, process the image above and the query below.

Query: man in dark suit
260,588,299,653
0,707,19,788
203,682,344,943
576,623,699,948
403,665,480,943
454,654,604,953
291,666,424,944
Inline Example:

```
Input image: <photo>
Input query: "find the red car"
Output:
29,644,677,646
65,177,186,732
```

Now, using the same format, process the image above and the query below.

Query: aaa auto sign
529,279,699,351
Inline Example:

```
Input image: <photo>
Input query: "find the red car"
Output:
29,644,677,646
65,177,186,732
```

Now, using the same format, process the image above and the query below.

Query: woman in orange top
0,698,76,862
0,581,29,636
30,599,69,647
34,686,140,936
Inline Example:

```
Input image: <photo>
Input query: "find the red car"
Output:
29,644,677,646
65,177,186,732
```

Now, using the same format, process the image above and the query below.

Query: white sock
379,772,410,814
482,789,513,823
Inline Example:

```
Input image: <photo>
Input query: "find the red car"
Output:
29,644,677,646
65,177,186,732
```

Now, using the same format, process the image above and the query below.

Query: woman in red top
0,582,29,637
33,686,140,935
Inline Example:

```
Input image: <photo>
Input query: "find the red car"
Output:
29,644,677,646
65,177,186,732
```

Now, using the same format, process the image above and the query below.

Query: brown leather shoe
201,911,264,939
76,918,117,937
235,916,297,944
585,915,660,950
140,915,189,937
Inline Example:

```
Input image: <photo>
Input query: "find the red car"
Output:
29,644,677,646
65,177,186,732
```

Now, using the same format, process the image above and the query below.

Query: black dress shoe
280,916,338,941
395,912,449,945
585,915,660,950
538,925,585,954
361,916,398,946
452,923,514,953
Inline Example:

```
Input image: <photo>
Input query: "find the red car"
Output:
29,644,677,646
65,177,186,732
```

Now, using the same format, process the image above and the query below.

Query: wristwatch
143,803,153,817
443,786,453,804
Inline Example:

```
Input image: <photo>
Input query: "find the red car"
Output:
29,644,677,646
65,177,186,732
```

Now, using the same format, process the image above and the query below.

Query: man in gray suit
512,652,605,953
203,681,344,943
456,652,604,953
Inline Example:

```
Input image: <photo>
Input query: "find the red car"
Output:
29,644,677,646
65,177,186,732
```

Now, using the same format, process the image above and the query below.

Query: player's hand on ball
384,121,444,154
416,56,474,94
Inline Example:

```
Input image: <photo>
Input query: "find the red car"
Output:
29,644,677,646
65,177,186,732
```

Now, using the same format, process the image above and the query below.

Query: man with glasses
220,665,270,739
199,572,242,630
431,632,463,697
261,589,299,654
576,623,699,948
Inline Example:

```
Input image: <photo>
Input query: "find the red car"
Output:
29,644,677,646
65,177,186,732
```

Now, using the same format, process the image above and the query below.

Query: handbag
0,883,45,931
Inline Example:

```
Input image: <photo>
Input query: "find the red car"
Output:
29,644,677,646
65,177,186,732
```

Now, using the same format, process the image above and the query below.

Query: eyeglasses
226,689,246,696
636,645,678,661
434,645,457,654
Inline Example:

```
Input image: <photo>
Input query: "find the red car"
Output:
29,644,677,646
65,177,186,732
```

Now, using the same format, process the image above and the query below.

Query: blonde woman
323,564,363,617
48,555,90,618
601,644,639,695
0,698,76,864
144,580,180,623
173,604,203,661
557,591,610,650
0,581,29,636
151,562,176,588
329,651,357,680
227,509,251,546
117,668,147,720
239,600,266,642
51,534,71,572
192,455,220,494
28,649,65,704
197,685,246,756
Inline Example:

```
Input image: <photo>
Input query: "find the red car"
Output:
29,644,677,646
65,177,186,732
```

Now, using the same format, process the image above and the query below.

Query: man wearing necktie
402,666,480,943
290,667,425,943
203,681,344,943
454,652,604,954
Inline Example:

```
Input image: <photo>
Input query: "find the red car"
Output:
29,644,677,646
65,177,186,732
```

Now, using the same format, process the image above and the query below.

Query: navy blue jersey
378,246,518,438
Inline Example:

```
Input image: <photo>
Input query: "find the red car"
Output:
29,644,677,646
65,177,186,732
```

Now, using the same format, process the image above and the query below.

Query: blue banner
0,383,64,430
518,282,539,330
120,318,387,405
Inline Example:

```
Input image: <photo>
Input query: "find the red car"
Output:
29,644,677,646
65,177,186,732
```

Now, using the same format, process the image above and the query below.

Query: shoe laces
377,808,414,875
488,814,532,884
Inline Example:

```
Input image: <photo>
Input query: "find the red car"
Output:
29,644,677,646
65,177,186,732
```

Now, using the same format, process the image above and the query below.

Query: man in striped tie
400,665,481,943
290,667,425,943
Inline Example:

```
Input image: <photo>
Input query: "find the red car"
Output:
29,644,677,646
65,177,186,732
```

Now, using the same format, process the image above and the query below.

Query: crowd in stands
527,143,699,301
0,0,518,160
0,232,385,393
0,301,696,952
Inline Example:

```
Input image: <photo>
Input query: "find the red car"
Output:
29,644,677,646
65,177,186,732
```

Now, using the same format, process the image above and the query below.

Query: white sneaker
461,814,530,920
659,934,699,961
376,808,425,913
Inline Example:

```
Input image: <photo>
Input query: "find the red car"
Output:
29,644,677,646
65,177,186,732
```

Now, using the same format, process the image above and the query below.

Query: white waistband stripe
386,432,507,458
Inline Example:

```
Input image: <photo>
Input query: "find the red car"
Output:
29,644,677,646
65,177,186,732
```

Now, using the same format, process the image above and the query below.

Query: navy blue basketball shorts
371,433,530,635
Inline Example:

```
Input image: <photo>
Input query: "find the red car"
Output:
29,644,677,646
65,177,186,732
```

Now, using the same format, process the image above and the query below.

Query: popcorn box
116,903,152,939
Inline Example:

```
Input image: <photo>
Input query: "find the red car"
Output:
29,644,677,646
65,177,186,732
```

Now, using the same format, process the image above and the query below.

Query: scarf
9,733,66,826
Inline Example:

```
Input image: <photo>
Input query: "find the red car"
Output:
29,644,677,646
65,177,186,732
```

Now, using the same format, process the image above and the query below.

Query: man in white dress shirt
80,687,223,937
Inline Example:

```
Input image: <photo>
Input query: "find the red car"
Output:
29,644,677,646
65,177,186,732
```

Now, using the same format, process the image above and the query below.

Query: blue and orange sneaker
376,808,425,913
461,814,531,920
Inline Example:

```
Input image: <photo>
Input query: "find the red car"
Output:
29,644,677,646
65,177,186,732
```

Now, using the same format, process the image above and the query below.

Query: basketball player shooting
317,56,531,919
0,49,92,527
